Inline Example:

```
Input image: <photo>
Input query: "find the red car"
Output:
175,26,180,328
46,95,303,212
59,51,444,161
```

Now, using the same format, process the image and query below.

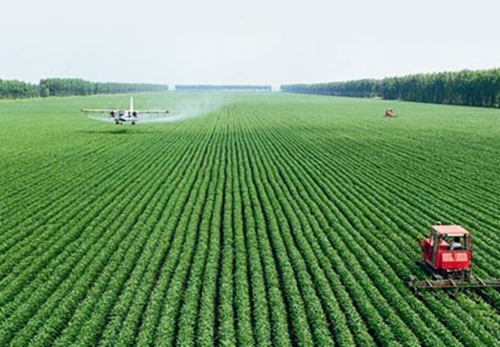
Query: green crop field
1,92,500,346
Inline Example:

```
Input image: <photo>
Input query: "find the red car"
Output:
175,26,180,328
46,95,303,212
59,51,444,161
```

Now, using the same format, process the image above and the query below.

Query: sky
1,0,500,87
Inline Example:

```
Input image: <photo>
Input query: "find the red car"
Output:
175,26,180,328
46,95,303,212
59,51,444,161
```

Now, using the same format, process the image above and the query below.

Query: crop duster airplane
81,97,169,125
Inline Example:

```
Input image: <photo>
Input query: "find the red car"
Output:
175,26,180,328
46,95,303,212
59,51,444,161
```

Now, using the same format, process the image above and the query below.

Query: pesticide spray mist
87,94,230,125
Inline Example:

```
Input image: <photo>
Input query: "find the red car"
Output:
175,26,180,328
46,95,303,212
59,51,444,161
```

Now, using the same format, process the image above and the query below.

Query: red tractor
407,224,500,292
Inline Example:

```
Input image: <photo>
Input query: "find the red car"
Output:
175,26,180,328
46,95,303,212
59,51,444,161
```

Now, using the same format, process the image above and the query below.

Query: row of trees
176,85,272,92
0,80,40,99
0,78,170,99
281,79,379,98
281,68,500,108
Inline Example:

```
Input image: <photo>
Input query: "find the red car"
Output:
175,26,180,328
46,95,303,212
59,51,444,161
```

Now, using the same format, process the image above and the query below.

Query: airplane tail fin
130,97,134,111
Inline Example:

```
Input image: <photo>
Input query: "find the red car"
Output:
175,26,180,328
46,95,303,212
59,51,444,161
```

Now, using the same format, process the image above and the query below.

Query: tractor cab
408,224,500,292
418,225,471,279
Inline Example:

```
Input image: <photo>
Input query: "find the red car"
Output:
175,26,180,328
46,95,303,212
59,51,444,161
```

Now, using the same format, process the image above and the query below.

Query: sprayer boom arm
408,276,500,291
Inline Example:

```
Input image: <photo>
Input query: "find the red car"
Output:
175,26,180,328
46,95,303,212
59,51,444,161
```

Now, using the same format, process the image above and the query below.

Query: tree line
176,85,272,92
281,68,500,108
0,80,40,99
0,78,169,99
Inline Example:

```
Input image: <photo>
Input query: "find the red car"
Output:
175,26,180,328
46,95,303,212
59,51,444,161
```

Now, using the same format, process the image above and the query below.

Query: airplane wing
135,110,170,114
81,109,115,113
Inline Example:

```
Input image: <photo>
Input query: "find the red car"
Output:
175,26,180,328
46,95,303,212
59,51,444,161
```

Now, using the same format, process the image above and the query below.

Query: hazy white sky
1,0,499,86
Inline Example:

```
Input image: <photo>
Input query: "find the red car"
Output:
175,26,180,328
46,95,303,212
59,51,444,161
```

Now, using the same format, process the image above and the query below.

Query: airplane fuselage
114,110,138,124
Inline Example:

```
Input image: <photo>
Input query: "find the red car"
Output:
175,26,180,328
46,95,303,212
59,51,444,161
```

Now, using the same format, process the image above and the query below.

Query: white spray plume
144,93,229,123
88,116,115,123
140,114,200,124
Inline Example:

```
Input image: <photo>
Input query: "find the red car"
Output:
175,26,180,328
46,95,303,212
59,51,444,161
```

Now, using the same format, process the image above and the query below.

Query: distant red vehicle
407,224,500,292
385,109,396,117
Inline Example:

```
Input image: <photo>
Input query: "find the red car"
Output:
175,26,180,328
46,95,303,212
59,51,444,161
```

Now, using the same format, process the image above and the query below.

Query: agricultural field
1,92,500,346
